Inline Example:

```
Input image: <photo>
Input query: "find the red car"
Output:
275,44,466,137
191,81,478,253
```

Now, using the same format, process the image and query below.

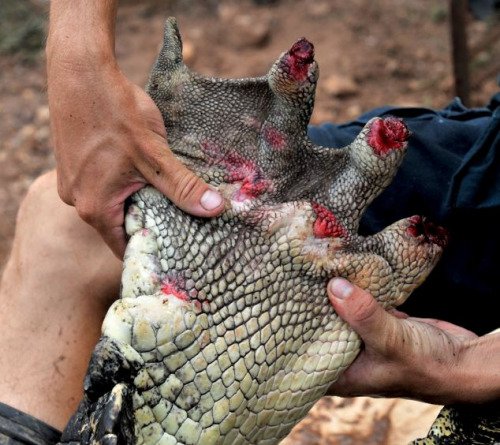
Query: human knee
25,169,57,200
9,168,122,307
15,170,59,227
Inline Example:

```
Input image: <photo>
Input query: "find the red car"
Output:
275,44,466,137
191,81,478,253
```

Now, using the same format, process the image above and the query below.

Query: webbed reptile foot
61,18,449,445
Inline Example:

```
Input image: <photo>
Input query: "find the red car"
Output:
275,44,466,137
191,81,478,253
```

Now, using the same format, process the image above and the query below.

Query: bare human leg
0,171,122,430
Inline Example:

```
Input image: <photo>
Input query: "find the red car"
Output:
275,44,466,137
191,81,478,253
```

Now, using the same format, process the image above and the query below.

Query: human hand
326,278,500,405
46,2,224,259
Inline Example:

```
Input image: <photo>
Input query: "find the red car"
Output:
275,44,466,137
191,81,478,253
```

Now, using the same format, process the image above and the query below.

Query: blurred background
0,0,498,443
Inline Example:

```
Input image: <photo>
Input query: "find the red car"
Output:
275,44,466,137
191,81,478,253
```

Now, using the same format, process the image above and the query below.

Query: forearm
46,0,124,157
451,332,500,404
46,0,118,68
417,331,500,405
44,0,222,257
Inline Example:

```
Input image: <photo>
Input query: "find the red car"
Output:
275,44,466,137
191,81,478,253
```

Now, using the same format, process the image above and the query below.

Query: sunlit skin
0,0,496,433
46,0,225,259
0,174,498,433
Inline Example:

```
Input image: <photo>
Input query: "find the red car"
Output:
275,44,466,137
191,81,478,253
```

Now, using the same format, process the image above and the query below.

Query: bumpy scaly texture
411,404,500,444
60,18,451,445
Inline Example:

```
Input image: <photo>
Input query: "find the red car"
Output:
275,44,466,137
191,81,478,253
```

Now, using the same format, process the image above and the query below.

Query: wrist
445,333,500,404
46,32,116,71
46,0,118,71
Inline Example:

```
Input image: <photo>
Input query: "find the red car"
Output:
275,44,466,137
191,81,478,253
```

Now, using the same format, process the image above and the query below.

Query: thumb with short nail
327,277,396,345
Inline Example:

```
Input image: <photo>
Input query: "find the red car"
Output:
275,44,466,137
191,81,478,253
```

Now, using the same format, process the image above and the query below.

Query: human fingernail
328,278,354,300
200,189,223,211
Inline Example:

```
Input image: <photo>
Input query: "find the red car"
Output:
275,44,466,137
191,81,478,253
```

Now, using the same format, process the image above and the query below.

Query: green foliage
430,3,448,23
0,0,47,60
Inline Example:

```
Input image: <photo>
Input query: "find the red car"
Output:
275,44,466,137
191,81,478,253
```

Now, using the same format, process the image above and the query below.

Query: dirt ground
0,0,498,443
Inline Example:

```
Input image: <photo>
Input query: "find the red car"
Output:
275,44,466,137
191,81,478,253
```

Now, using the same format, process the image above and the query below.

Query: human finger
327,278,399,350
77,201,127,259
74,180,146,259
137,138,225,218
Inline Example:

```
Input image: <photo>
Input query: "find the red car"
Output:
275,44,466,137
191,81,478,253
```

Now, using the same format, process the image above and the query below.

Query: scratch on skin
53,354,66,377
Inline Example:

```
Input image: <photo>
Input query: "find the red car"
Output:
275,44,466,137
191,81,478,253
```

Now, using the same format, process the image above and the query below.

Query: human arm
46,0,224,258
327,278,500,405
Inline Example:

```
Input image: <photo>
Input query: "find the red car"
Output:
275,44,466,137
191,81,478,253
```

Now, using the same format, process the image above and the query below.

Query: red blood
201,139,257,181
161,280,189,302
263,125,286,150
236,175,270,201
406,215,448,247
200,138,270,200
284,38,315,82
367,117,410,156
311,202,349,239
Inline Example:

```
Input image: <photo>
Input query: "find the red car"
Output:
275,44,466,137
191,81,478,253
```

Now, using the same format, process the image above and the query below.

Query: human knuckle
75,201,99,225
56,183,73,205
139,143,165,172
173,172,201,204
132,134,150,153
351,296,378,324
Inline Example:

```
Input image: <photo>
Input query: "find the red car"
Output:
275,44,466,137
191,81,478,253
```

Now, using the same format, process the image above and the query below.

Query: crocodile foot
60,18,447,445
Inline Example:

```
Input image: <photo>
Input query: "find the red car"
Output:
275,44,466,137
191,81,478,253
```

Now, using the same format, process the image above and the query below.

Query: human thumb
327,278,396,346
144,146,225,218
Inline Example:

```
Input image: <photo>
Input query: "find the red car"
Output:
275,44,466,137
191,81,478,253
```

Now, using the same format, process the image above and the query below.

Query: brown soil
0,0,497,441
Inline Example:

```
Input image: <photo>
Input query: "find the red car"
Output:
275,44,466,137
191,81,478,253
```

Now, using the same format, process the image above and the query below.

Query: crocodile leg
59,18,457,445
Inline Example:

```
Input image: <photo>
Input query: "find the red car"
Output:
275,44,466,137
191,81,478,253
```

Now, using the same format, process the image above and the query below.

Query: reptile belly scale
58,18,481,445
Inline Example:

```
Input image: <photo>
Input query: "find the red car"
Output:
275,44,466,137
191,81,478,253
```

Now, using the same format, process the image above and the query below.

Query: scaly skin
411,403,500,444
60,18,449,445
